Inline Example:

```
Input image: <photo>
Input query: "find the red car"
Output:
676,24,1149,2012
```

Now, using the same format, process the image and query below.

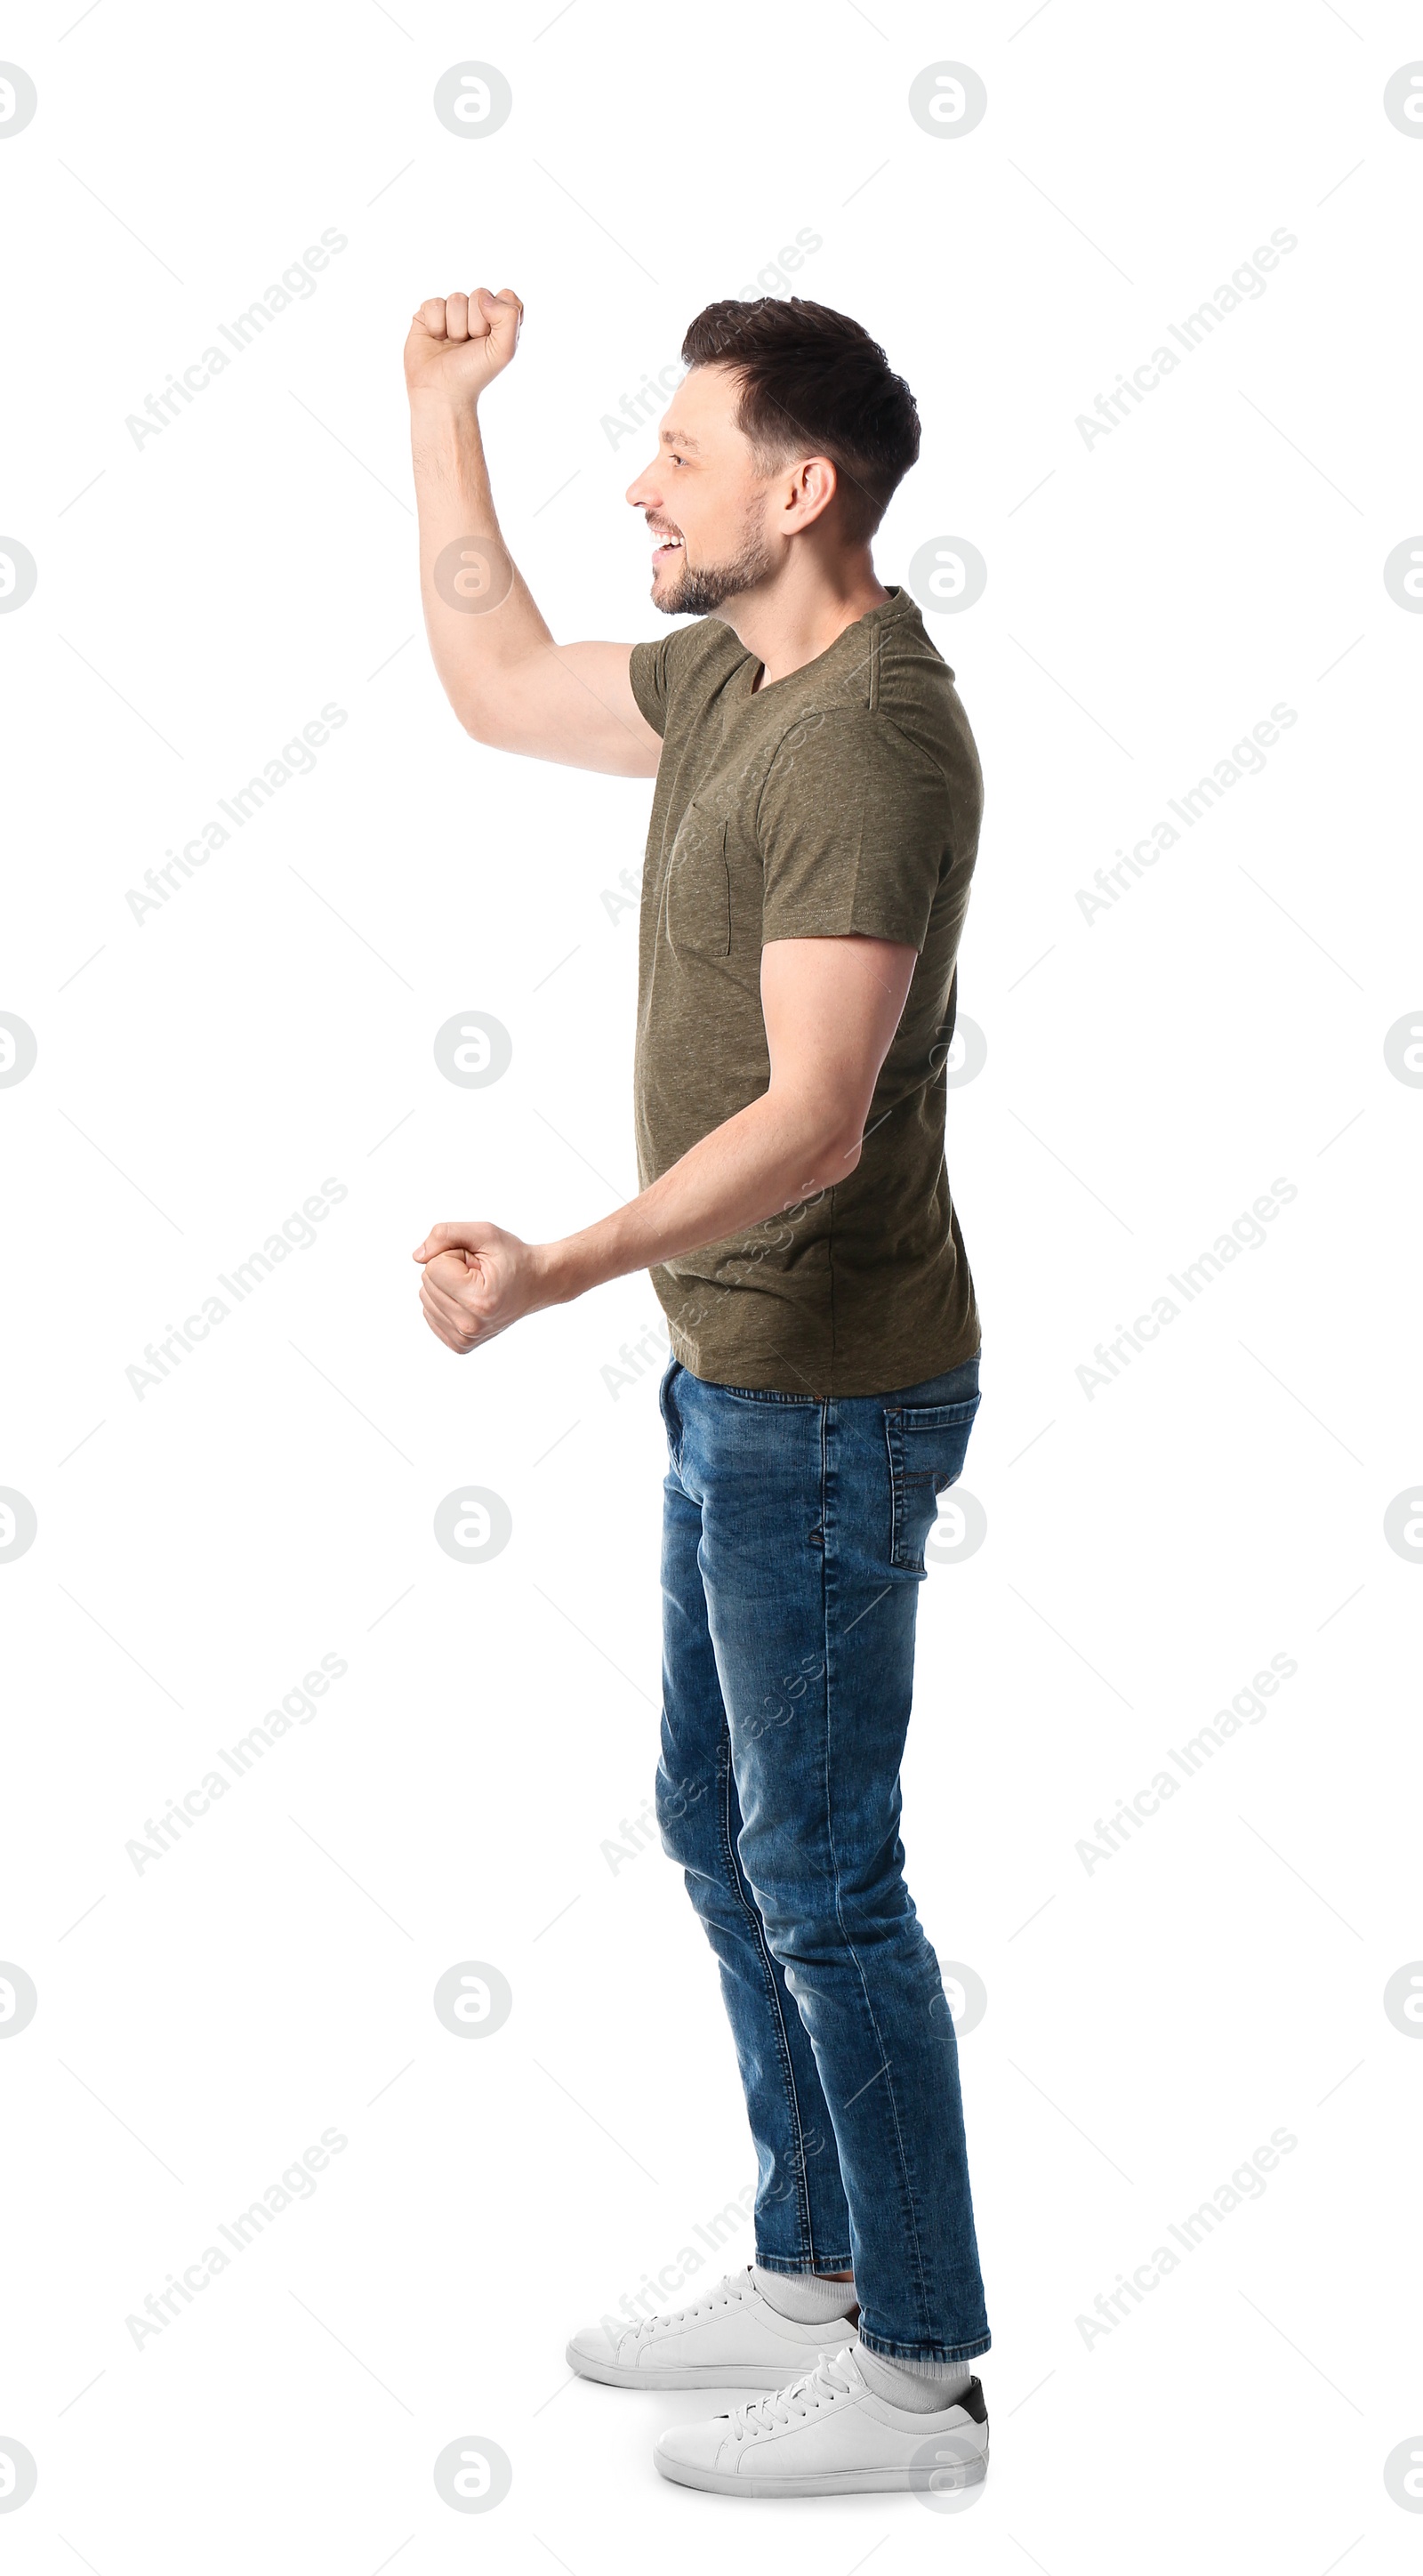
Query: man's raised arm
404,288,662,777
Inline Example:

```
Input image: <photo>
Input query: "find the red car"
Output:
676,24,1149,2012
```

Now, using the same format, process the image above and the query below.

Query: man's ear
788,455,839,532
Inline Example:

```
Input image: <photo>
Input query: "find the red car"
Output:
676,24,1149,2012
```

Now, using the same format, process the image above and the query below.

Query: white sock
752,2263,858,2324
853,2339,973,2413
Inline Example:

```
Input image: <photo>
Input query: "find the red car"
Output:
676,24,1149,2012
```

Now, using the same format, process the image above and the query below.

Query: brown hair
679,295,921,543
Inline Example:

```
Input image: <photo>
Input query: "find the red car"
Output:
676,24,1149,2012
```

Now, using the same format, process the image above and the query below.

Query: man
406,286,990,2499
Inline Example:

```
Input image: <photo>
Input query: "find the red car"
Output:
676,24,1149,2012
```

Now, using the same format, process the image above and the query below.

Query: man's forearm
409,394,555,731
536,1092,861,1308
407,379,658,774
414,935,914,1358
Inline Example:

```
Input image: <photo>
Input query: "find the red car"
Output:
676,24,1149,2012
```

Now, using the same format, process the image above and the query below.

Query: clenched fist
414,1218,556,1355
404,288,524,406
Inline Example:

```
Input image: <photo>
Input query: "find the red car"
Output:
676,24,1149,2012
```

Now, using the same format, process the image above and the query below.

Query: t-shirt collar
737,584,916,699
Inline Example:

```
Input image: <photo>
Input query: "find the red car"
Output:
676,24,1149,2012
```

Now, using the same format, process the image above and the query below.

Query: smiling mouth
649,527,684,568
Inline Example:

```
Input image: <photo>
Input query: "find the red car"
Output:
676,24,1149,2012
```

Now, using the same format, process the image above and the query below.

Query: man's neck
722,559,892,690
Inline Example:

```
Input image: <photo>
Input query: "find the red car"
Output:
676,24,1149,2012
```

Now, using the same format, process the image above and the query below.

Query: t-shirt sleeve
629,622,703,737
757,711,952,953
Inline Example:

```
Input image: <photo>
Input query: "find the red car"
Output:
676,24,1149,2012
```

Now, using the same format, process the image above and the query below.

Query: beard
653,519,777,616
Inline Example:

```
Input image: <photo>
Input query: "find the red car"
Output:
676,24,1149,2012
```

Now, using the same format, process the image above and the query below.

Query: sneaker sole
567,2343,819,2391
654,2446,989,2498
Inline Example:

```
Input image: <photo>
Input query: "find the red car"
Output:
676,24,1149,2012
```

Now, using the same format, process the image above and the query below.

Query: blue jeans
655,1349,990,2364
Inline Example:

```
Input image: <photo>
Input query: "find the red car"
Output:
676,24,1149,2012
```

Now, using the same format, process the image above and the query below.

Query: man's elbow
454,696,527,755
799,1115,867,1191
767,1083,873,1192
452,694,502,747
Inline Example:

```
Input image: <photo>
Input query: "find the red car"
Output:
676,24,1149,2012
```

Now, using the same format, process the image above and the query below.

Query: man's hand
405,288,524,407
413,1220,553,1355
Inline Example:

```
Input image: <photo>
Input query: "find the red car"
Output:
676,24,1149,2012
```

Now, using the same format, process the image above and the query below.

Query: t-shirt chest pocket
663,801,731,959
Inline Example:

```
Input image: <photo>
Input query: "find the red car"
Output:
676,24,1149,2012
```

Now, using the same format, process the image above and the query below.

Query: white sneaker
567,2266,859,2391
654,2345,990,2497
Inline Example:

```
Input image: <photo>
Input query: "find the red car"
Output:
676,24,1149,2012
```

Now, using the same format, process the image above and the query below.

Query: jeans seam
821,1426,937,2349
884,1410,906,1568
752,2250,856,2277
720,1387,817,1406
856,2325,992,2365
716,1737,819,2265
658,1357,684,1477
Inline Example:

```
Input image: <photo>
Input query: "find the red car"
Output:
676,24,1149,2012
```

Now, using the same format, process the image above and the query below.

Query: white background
3,0,1421,2565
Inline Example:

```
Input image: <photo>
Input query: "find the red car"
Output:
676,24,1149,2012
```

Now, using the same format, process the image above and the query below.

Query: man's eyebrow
659,425,700,451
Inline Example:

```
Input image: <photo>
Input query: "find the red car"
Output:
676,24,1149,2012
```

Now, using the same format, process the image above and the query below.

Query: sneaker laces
730,2347,860,2438
626,2268,752,2342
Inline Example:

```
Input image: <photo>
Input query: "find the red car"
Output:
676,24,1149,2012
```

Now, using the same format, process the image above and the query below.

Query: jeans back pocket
885,1394,981,1572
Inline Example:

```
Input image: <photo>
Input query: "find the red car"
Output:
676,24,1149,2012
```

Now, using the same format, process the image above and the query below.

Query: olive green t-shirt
628,584,982,1397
